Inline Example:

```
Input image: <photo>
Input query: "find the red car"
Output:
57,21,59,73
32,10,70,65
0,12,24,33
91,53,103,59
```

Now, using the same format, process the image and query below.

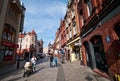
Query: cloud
21,0,67,47
25,0,67,17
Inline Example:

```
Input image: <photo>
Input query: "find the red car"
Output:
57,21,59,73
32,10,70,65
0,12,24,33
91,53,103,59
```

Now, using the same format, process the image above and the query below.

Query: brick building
54,0,120,79
79,0,120,78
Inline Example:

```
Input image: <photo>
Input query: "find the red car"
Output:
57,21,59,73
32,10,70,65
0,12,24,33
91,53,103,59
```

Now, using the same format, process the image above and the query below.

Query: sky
21,0,68,48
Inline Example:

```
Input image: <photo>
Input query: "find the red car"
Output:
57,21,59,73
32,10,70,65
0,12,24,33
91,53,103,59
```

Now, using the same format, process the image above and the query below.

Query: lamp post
17,32,22,68
16,2,25,68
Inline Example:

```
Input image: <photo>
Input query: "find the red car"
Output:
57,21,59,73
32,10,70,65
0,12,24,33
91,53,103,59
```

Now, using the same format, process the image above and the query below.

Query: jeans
54,61,58,67
50,61,53,67
32,63,36,71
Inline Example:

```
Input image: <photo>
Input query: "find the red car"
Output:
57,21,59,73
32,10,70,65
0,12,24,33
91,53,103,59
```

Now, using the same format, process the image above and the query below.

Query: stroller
23,61,33,77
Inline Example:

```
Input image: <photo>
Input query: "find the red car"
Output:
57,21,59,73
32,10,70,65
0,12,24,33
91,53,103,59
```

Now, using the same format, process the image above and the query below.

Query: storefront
67,37,81,62
81,16,120,78
0,41,18,61
0,24,18,66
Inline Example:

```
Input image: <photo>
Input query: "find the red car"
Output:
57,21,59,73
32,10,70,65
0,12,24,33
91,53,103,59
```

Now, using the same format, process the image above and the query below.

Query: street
0,57,110,81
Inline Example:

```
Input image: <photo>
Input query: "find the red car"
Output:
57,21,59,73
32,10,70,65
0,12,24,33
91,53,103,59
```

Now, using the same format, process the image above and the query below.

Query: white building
17,29,38,59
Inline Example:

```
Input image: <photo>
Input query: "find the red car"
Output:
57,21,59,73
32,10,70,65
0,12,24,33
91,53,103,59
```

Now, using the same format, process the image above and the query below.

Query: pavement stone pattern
0,60,26,76
62,61,110,81
0,58,58,81
0,58,111,81
57,65,65,81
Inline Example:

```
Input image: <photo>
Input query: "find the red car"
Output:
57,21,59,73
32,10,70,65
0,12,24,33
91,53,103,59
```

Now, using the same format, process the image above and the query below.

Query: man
49,54,54,67
31,55,37,71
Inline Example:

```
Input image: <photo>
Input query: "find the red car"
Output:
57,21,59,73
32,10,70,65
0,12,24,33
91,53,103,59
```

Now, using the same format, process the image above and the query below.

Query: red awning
2,40,19,48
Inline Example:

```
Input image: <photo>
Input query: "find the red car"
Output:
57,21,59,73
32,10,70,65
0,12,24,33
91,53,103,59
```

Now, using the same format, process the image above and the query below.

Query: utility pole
16,2,26,68
17,32,22,68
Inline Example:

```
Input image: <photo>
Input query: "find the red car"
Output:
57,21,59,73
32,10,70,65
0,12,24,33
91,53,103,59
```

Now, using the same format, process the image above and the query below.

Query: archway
83,41,91,67
90,35,108,73
83,41,96,68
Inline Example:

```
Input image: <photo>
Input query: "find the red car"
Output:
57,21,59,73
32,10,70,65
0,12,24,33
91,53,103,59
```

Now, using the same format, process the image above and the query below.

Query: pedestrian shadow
30,66,50,76
36,58,49,65
7,77,23,81
85,75,94,81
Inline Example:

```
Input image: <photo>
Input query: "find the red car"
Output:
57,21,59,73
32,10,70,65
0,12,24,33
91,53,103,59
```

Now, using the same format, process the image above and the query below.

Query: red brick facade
79,0,120,79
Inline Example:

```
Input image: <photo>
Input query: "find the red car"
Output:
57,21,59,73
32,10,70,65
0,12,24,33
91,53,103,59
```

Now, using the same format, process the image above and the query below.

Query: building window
73,22,76,35
32,36,34,42
70,27,72,38
0,0,3,15
71,9,75,19
2,24,16,42
8,5,18,21
66,21,68,27
81,16,84,26
85,0,93,17
66,29,69,40
26,38,28,42
26,45,27,49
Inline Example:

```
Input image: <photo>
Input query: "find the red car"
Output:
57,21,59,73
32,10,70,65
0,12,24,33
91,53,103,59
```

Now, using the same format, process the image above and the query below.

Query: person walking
31,55,37,72
49,54,54,67
54,55,58,67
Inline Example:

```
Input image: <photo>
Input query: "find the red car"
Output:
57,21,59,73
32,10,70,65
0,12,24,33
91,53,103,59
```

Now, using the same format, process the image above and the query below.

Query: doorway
83,41,93,68
90,35,108,73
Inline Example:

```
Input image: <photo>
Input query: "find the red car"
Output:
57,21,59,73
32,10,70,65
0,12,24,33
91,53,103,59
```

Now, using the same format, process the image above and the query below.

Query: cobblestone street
0,58,110,81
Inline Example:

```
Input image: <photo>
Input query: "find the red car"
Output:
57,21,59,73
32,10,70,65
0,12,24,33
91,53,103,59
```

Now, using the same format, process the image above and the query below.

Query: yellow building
65,0,81,62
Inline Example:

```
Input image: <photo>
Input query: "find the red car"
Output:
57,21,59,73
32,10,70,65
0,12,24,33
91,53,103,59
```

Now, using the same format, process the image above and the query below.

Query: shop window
4,50,13,61
1,46,14,61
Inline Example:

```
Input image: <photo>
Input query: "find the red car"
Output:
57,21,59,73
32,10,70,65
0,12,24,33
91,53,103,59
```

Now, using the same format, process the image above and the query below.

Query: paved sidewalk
0,58,111,81
0,58,45,76
0,58,58,81
62,61,110,81
0,60,26,76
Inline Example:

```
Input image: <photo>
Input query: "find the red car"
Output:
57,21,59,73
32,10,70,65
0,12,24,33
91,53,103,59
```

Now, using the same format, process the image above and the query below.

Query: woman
31,55,37,71
23,60,32,77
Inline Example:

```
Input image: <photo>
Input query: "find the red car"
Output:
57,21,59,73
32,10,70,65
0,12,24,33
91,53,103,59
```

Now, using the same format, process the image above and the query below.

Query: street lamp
17,32,22,68
16,3,25,68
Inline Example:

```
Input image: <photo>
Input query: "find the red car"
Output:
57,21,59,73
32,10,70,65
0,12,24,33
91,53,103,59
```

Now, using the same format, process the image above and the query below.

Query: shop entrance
73,46,80,60
90,35,108,73
83,41,92,68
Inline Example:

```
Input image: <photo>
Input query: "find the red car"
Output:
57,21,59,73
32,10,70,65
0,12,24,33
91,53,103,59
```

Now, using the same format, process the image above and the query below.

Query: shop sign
106,36,111,43
74,41,82,46
2,41,19,48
